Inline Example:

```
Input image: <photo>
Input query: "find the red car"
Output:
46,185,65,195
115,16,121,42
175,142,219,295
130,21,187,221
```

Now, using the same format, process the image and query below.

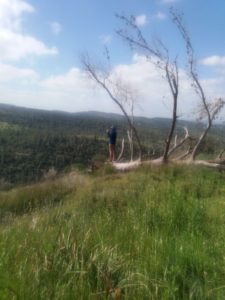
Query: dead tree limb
217,148,225,160
173,146,192,161
117,138,125,161
127,130,134,161
168,127,190,157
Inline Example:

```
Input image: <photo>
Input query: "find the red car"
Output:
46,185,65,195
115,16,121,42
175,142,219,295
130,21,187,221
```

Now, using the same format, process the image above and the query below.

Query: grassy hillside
0,165,225,299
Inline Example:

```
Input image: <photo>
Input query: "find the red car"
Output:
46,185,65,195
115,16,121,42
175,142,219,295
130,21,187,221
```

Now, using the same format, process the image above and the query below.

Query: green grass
0,165,225,299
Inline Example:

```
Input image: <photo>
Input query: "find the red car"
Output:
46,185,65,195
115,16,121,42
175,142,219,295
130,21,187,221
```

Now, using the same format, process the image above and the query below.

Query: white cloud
0,55,198,118
50,21,62,35
41,68,90,91
153,12,166,21
1,54,225,119
135,12,165,27
0,62,38,82
200,55,225,66
135,14,148,27
200,76,225,99
99,34,112,45
0,0,58,61
110,54,196,118
161,0,178,3
25,68,113,113
0,29,58,61
0,0,34,31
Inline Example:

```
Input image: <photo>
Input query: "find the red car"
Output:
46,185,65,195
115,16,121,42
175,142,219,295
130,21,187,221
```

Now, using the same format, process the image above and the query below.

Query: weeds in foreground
0,166,225,299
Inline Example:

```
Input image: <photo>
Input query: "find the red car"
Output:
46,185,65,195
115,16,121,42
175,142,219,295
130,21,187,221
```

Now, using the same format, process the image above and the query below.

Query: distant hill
0,102,224,145
0,103,224,186
0,103,208,136
0,102,223,144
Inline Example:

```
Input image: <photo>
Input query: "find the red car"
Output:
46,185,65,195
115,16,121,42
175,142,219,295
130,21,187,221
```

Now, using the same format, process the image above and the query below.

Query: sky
0,0,225,119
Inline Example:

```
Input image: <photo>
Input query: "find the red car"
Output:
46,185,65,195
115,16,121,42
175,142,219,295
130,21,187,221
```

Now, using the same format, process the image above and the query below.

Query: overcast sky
0,0,225,119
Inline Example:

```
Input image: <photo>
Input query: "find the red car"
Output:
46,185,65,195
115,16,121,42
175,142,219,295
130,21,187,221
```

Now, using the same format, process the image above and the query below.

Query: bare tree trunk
190,124,211,161
117,14,180,164
162,64,179,162
127,102,134,161
127,130,133,161
172,9,225,161
117,138,125,161
162,94,178,162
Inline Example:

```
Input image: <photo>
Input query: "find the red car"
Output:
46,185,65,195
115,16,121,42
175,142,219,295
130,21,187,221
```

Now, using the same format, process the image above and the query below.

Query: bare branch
168,127,190,157
127,129,134,161
81,53,143,159
171,8,225,160
116,138,125,161
116,13,180,162
173,146,192,161
217,148,225,160
116,14,163,60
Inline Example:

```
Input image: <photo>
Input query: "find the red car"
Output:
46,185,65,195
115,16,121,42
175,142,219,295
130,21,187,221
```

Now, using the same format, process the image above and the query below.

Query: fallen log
111,157,225,171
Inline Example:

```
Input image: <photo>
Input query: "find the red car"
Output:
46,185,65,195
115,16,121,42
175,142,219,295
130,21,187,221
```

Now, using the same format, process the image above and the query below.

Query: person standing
107,126,117,161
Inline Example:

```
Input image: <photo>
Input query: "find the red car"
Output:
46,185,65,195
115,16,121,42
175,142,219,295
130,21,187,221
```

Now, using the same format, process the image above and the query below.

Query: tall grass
0,171,88,219
0,165,225,299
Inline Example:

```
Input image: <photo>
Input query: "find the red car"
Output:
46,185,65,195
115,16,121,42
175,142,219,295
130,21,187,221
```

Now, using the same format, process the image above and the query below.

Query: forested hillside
0,103,224,186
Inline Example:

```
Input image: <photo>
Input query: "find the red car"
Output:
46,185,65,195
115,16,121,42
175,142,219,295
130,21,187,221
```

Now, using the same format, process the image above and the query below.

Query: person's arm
107,129,111,138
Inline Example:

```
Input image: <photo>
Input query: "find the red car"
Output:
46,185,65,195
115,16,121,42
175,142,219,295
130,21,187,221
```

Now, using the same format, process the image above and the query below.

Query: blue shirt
108,127,117,145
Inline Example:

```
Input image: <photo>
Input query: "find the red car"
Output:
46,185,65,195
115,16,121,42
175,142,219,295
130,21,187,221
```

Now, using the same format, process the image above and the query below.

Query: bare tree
116,14,179,163
171,9,225,161
81,11,225,171
113,79,137,161
81,53,143,160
